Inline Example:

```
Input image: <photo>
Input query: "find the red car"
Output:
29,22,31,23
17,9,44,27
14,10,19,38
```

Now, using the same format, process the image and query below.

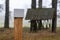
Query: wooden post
14,17,23,40
14,9,24,40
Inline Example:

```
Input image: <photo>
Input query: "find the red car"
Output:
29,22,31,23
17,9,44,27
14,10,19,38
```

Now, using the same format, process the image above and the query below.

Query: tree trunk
30,20,34,32
30,0,37,32
38,20,42,30
39,0,42,8
52,0,57,32
31,0,36,9
38,0,43,30
30,20,37,32
4,0,9,28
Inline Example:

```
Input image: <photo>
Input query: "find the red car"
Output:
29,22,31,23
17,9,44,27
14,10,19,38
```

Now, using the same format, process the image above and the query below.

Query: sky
0,0,60,28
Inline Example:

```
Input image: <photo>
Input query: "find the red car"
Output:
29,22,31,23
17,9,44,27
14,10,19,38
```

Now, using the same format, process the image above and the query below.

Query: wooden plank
14,17,23,40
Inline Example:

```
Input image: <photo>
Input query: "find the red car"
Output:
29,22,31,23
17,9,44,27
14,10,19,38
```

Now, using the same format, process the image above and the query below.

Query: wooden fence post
14,9,24,40
14,17,23,40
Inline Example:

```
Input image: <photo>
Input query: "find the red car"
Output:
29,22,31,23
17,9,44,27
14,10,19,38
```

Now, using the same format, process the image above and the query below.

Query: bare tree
52,0,57,32
30,0,37,32
38,0,42,30
4,0,9,28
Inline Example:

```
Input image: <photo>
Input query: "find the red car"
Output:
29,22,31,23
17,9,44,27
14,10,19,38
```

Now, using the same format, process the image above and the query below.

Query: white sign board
14,9,24,17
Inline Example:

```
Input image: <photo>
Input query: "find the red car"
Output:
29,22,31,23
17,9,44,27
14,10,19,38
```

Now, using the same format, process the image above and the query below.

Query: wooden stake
14,17,23,40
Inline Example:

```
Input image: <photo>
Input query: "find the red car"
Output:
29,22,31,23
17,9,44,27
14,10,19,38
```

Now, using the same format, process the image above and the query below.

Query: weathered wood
14,17,23,40
25,8,55,20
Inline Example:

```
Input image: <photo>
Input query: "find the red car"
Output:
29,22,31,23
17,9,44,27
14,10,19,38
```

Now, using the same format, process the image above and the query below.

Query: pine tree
30,0,37,32
38,0,42,30
52,0,57,32
4,0,9,28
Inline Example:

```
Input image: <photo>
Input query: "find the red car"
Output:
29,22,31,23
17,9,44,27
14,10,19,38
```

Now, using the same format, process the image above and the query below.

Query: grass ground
0,27,60,40
23,27,60,40
0,28,14,40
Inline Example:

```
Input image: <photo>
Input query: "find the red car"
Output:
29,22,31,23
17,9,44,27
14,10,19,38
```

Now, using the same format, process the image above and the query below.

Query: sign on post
14,9,24,40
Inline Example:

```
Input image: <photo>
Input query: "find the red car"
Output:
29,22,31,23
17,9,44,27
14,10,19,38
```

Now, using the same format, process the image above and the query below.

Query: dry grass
23,27,60,40
0,28,14,40
0,27,60,40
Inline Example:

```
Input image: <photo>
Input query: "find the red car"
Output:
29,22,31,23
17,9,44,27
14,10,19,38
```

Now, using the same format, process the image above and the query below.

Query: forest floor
0,27,60,40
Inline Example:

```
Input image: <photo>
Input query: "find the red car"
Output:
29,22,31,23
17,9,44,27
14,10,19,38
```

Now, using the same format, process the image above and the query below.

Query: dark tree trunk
30,20,37,32
38,0,43,30
4,0,9,28
31,0,36,9
52,0,57,32
30,20,33,32
38,20,42,30
46,24,48,29
30,0,37,32
39,0,42,8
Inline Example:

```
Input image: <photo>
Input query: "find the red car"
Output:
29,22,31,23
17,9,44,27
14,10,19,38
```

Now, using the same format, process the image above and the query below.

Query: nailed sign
14,9,24,17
